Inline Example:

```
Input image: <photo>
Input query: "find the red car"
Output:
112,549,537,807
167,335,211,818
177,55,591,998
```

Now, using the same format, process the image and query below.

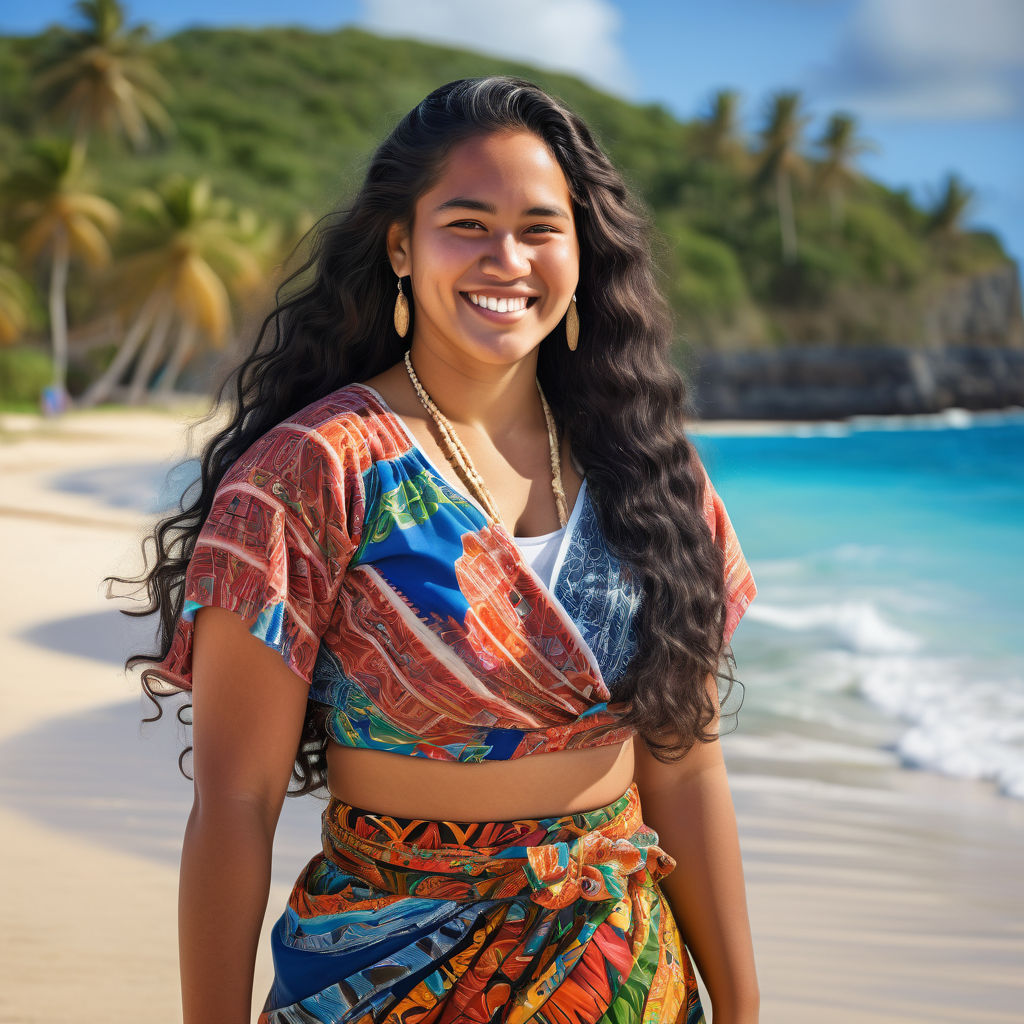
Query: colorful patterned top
151,383,757,762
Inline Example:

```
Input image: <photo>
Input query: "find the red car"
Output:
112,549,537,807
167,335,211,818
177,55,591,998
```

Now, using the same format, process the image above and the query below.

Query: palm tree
33,0,171,162
927,173,974,237
756,91,810,263
695,89,746,168
80,175,263,406
816,112,875,228
0,244,35,345
3,139,119,398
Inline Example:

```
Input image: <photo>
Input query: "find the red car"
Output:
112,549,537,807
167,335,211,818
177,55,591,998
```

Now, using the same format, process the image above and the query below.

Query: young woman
131,76,759,1023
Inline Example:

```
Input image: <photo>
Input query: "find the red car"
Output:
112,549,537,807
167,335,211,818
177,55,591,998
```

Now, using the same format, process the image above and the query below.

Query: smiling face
386,130,580,367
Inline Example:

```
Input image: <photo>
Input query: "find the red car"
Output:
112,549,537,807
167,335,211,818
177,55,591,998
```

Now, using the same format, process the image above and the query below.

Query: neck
404,339,546,441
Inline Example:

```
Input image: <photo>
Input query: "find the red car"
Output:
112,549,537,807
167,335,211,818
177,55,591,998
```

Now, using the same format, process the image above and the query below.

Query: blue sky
6,0,1023,271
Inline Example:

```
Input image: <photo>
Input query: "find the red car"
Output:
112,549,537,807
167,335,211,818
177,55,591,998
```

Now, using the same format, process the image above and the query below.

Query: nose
481,231,531,278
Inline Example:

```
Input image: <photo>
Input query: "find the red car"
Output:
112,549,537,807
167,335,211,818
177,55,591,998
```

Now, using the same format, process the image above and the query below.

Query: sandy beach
2,403,1022,1024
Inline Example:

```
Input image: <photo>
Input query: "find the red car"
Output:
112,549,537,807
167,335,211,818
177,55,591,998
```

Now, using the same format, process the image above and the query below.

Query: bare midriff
326,736,637,821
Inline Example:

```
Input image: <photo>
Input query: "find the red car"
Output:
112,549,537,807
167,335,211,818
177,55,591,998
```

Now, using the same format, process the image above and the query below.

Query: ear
386,220,412,278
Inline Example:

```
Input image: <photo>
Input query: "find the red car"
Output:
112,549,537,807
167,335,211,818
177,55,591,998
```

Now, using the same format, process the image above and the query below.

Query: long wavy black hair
116,75,744,794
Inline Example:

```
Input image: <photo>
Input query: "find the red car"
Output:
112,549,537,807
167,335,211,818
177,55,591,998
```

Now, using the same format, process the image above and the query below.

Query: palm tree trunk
776,167,798,263
128,305,174,405
155,320,198,398
70,127,89,169
78,293,162,408
49,226,70,395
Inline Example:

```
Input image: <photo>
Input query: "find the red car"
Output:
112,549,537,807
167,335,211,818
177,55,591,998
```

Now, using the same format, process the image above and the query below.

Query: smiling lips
463,291,537,315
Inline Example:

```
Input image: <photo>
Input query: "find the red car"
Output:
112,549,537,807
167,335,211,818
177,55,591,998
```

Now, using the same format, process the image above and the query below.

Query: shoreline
3,405,1024,1022
688,402,1024,435
4,398,1024,443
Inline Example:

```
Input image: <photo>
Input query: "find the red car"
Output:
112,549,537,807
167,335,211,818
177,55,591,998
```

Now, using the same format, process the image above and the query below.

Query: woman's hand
179,606,310,1024
632,674,760,1024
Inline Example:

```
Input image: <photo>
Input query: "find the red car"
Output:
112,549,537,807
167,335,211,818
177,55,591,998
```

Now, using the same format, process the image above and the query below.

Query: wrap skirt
259,782,706,1023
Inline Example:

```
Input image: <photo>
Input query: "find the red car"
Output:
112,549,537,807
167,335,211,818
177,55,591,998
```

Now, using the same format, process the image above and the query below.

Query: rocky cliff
690,345,1024,419
689,264,1024,419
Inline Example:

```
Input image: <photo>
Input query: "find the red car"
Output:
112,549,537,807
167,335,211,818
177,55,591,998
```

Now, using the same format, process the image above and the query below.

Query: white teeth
468,293,529,312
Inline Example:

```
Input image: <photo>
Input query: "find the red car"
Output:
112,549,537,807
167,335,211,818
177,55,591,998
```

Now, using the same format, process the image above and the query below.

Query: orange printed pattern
700,464,759,646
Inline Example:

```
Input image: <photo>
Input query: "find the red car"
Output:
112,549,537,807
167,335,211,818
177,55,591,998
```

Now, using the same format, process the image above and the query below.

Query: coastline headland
691,344,1024,420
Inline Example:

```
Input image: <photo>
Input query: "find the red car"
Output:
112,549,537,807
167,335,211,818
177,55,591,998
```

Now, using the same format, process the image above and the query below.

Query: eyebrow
434,197,571,219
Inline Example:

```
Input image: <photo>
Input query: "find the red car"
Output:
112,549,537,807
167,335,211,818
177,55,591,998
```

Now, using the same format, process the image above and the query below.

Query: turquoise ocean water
693,409,1024,801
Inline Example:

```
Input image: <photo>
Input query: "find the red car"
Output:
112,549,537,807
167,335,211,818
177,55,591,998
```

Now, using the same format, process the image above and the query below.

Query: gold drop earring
565,293,579,351
394,276,410,338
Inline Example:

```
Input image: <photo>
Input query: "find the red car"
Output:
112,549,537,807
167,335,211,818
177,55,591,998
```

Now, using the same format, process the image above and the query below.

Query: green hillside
0,23,1015,352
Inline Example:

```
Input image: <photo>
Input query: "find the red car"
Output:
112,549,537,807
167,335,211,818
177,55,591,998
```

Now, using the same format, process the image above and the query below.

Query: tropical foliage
33,0,171,161
0,244,37,345
2,138,119,394
82,175,263,405
815,112,875,229
928,173,974,238
0,2,1015,408
755,91,811,264
693,90,747,168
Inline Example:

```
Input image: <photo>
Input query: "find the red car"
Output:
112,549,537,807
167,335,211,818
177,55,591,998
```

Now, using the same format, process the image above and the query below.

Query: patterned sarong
259,782,706,1023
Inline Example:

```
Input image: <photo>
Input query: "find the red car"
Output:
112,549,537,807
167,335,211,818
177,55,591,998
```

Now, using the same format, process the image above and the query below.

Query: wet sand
2,404,1022,1023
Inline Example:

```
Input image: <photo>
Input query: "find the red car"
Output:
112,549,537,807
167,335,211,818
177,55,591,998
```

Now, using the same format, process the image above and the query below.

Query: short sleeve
148,420,366,692
697,459,757,646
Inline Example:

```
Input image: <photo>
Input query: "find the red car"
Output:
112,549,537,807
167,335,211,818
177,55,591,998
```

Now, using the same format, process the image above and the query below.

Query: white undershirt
513,526,566,589
512,455,584,590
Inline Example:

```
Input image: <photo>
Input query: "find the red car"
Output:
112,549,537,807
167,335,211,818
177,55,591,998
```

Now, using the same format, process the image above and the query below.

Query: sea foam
746,600,921,655
855,654,1024,800
746,599,1024,800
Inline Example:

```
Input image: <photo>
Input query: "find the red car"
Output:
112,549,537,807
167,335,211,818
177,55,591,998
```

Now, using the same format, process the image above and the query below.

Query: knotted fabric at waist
320,782,676,910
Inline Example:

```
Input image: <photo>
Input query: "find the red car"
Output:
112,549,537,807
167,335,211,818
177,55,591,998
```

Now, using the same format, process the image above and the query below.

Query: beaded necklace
403,350,569,531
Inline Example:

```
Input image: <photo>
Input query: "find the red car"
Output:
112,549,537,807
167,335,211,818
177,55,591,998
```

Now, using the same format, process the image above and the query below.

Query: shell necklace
403,350,569,531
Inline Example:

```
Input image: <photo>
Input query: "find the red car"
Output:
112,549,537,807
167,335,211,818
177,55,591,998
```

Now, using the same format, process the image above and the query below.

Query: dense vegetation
0,2,1015,405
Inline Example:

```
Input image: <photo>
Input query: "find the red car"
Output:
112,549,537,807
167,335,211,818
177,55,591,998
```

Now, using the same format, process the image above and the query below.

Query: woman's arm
180,606,311,1024
632,673,759,1024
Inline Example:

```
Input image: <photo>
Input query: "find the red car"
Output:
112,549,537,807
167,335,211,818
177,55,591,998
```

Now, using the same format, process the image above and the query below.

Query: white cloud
817,0,1024,121
358,0,634,96
843,78,1019,121
856,0,1024,67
